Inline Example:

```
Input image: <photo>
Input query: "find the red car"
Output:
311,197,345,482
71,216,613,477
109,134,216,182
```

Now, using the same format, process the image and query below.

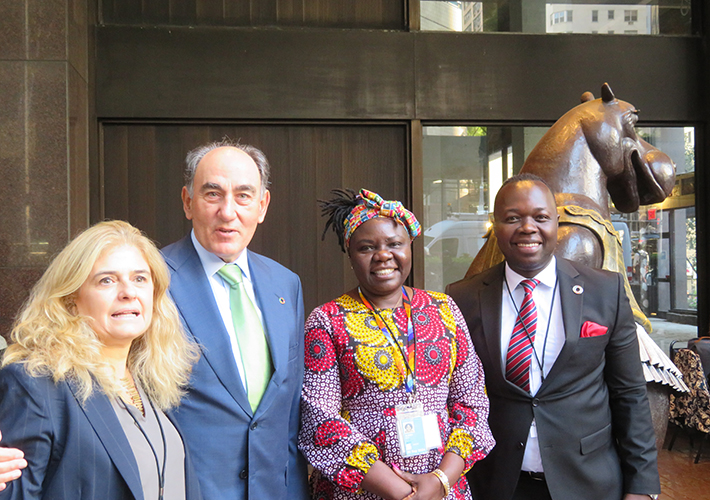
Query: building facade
1,0,708,339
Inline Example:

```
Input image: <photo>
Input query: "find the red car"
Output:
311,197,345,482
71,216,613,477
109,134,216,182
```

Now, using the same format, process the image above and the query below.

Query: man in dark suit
447,174,659,500
160,140,309,500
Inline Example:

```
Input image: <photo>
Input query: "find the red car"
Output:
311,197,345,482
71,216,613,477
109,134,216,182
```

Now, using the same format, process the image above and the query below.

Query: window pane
420,1,692,35
422,125,696,325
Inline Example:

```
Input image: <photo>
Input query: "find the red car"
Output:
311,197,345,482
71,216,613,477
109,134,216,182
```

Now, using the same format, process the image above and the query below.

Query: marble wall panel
23,61,69,266
69,65,89,236
27,0,67,60
0,62,68,268
0,0,26,59
0,268,44,340
68,0,89,81
0,1,92,339
0,62,28,268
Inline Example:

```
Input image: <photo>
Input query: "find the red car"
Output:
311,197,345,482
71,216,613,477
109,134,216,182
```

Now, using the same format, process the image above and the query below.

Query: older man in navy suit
447,174,659,500
159,140,309,500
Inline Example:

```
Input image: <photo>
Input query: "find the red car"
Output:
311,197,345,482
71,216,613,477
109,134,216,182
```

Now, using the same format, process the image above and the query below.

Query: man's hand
623,494,657,500
0,431,26,491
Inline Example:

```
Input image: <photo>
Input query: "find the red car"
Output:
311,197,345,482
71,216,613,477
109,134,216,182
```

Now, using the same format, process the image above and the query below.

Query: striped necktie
506,278,540,392
218,264,273,412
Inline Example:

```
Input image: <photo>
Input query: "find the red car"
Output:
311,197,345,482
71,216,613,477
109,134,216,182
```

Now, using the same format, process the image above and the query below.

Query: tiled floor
658,427,710,499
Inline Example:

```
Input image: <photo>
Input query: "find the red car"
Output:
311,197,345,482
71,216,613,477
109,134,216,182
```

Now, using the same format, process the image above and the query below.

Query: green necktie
217,264,273,412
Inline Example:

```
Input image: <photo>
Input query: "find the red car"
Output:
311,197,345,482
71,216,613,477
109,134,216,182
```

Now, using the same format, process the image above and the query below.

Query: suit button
239,469,248,480
532,398,539,407
517,442,525,449
250,422,258,430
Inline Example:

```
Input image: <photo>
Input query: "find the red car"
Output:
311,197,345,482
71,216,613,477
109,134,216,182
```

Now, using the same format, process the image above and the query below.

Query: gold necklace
122,375,145,417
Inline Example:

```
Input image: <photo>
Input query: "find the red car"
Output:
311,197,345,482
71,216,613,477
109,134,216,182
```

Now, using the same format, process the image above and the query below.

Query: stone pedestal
647,382,672,452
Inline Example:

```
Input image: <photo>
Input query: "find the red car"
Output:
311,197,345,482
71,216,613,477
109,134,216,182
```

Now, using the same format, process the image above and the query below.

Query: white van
424,215,491,291
424,215,491,259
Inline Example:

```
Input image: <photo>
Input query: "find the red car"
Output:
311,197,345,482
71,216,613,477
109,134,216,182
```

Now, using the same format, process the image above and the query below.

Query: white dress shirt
500,256,565,473
191,230,266,392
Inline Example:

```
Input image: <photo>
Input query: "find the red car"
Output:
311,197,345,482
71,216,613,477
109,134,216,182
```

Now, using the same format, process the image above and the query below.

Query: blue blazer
161,236,309,500
0,363,202,500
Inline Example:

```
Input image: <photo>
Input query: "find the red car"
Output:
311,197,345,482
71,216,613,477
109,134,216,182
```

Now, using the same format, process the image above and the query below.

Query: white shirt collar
190,230,252,282
504,256,557,291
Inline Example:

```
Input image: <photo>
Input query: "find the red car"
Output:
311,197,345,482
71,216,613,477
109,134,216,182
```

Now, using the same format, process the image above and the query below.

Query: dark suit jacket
0,363,201,500
447,259,659,500
161,236,308,500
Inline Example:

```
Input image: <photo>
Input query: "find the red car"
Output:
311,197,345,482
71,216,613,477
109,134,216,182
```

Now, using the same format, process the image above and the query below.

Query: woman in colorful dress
299,189,495,500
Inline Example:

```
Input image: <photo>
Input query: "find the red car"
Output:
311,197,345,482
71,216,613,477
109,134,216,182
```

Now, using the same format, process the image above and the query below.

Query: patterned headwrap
343,189,421,247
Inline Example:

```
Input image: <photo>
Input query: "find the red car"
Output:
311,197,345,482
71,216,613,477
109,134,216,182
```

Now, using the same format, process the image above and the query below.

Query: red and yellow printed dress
299,289,495,500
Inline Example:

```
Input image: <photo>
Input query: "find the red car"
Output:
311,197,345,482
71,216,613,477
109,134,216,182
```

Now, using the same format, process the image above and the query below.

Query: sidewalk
647,318,699,358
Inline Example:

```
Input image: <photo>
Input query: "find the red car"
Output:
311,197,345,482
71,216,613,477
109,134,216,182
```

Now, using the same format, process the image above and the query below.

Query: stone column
0,0,90,341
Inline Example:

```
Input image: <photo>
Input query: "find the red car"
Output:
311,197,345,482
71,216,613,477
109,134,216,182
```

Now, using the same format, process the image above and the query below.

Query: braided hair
319,188,359,253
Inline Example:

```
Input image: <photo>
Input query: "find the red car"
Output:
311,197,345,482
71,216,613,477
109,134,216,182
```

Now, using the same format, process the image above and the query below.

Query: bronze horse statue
466,83,676,332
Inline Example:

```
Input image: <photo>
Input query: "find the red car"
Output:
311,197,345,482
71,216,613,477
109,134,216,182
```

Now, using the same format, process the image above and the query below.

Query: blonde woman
0,220,201,500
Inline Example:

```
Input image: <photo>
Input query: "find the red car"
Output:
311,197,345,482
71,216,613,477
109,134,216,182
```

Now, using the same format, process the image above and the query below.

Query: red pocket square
580,321,608,338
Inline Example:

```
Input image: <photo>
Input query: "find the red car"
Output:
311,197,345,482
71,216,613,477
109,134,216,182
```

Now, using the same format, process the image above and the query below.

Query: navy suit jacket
0,363,201,500
447,259,659,500
161,235,309,500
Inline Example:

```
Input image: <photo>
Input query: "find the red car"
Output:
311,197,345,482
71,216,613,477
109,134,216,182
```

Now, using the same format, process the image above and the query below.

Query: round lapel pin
572,285,583,295
279,297,286,304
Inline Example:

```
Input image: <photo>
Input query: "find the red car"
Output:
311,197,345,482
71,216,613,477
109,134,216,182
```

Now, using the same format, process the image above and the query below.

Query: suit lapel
169,237,252,416
539,259,583,389
480,265,505,382
248,253,287,416
69,382,144,500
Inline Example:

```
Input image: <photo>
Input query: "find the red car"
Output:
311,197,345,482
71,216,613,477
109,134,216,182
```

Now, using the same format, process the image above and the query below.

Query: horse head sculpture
529,83,674,213
466,83,677,332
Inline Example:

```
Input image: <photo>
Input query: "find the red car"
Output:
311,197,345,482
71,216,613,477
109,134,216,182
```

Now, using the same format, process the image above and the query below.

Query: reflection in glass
420,1,692,35
624,127,697,314
422,125,695,320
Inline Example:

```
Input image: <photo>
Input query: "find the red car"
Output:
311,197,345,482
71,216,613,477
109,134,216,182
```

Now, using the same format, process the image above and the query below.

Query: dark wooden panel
143,0,172,25
224,1,251,24
252,0,278,24
97,27,414,120
101,123,408,313
100,0,405,29
170,0,198,24
415,32,702,122
154,127,191,246
102,125,129,220
127,127,157,236
109,0,143,24
410,120,424,289
196,1,225,24
97,26,701,123
278,0,305,24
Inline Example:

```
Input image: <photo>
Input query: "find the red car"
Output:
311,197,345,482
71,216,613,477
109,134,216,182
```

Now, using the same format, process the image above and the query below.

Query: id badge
395,402,443,457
